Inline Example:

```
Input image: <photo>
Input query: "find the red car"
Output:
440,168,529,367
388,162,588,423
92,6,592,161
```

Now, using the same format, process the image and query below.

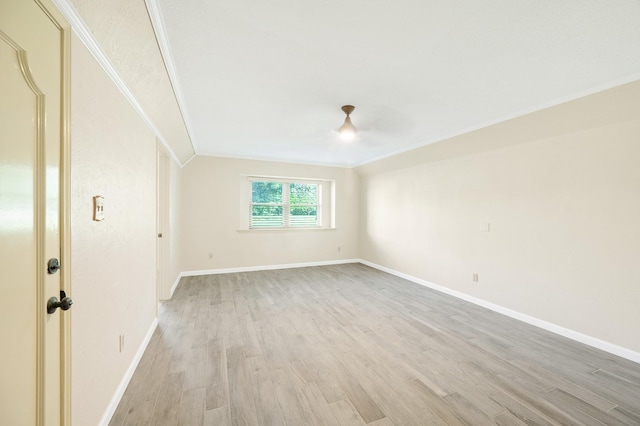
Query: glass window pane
251,205,283,227
252,181,282,203
289,183,317,205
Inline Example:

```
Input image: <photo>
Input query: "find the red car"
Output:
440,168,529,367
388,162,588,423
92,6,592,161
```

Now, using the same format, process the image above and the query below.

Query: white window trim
239,175,335,231
249,178,322,229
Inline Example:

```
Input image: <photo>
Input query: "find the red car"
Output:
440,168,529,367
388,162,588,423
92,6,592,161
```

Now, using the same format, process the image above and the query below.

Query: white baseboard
99,317,159,426
172,258,640,363
169,273,182,298
170,259,359,298
98,259,638,426
359,259,640,365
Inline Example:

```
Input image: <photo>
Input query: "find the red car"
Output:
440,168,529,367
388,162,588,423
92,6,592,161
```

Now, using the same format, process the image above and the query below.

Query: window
250,179,321,228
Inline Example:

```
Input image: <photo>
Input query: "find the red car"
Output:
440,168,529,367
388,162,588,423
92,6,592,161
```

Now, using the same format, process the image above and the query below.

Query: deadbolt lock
47,258,61,274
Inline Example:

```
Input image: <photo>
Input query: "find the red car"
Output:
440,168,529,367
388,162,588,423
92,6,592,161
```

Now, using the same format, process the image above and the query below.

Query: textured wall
179,156,359,271
69,0,194,163
357,81,640,354
70,33,157,425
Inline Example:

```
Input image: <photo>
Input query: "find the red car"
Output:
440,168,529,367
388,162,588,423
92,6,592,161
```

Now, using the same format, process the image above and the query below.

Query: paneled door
0,0,69,424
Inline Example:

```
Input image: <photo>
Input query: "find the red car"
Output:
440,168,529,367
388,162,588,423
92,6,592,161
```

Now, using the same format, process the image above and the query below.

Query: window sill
237,227,336,233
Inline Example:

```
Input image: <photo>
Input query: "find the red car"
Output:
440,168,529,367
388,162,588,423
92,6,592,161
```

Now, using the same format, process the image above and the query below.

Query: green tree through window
251,180,320,228
289,183,318,227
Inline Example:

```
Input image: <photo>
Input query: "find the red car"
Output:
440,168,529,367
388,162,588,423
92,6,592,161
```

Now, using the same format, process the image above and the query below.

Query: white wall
357,80,640,354
179,156,359,271
71,33,158,425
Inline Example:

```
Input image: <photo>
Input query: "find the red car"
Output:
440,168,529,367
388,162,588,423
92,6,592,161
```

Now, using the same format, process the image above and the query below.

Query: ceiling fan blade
356,105,415,136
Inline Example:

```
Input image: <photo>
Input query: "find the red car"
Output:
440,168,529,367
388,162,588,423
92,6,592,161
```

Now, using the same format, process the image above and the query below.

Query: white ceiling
68,0,640,167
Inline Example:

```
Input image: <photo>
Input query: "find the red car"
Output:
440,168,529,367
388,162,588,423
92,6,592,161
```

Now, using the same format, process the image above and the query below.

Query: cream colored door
0,1,68,424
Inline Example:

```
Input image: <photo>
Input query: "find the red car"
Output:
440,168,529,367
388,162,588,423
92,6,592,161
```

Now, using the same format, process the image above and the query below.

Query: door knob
47,294,73,314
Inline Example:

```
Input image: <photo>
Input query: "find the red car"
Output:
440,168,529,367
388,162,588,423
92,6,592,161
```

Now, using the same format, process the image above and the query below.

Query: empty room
1,0,640,425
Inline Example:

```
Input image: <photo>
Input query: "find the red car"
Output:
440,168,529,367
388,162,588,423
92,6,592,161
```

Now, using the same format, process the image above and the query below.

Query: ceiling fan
337,105,357,141
333,104,414,148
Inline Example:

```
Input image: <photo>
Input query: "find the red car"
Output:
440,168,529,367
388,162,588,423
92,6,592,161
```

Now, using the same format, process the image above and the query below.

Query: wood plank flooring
109,264,640,425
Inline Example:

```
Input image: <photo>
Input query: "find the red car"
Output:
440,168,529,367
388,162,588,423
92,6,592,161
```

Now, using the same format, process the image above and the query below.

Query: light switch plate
93,196,105,221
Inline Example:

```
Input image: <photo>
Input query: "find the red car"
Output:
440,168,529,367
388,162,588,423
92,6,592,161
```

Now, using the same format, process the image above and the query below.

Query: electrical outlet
473,273,479,283
119,334,125,353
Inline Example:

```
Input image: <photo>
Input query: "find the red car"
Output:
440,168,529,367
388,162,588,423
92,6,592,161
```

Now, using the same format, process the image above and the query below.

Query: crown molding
144,0,197,157
50,0,184,167
352,73,640,169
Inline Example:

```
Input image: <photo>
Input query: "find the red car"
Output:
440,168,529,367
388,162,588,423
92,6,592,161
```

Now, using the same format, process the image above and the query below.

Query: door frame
34,1,72,424
59,18,72,426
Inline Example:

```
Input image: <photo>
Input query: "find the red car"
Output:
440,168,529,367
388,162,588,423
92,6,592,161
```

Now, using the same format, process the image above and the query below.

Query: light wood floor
109,263,640,425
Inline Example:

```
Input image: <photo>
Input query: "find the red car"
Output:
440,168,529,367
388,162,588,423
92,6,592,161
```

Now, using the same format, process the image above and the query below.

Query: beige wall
71,34,158,425
357,80,640,353
179,156,359,271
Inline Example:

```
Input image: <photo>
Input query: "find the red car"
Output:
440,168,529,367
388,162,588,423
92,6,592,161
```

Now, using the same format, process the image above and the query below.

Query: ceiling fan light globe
338,115,357,141
339,129,356,141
